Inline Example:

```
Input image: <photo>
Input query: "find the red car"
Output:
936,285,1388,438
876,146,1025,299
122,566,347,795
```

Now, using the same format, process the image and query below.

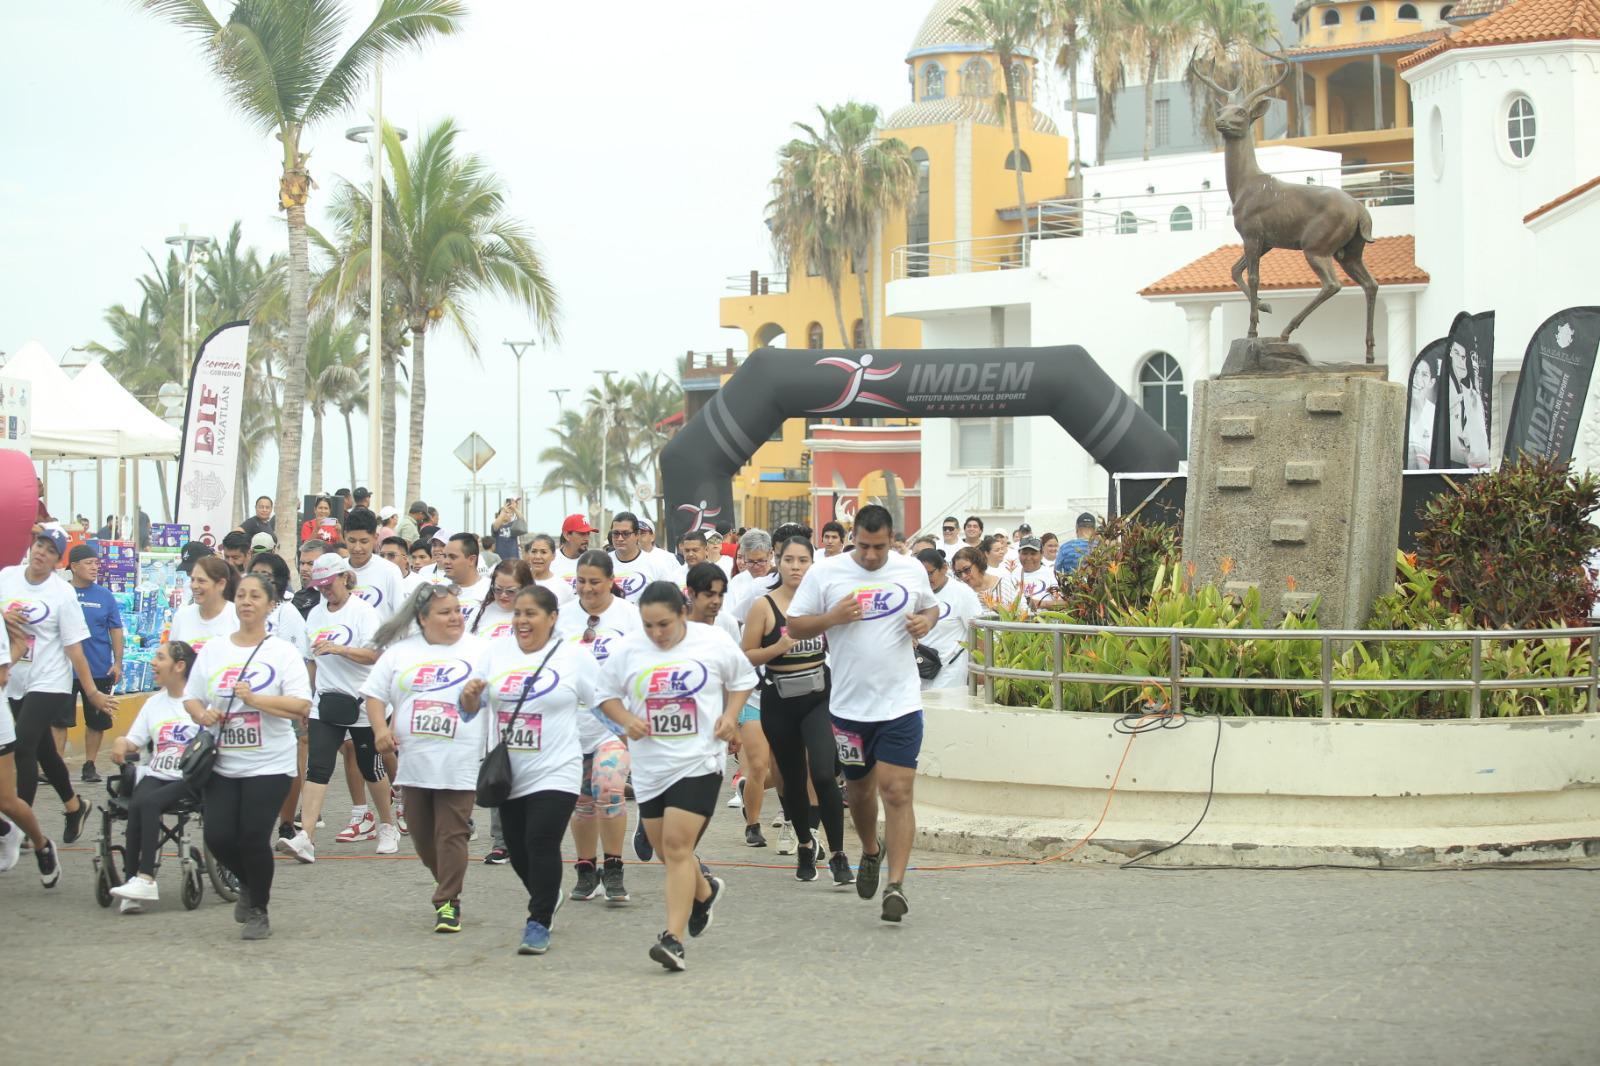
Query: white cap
379,505,399,521
309,553,353,587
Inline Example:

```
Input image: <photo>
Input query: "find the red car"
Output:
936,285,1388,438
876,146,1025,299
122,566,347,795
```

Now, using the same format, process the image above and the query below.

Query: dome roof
885,94,1060,134
909,0,989,55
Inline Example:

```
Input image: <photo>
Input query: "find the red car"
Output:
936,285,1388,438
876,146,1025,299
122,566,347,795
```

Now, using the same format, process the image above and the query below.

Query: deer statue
1192,48,1380,363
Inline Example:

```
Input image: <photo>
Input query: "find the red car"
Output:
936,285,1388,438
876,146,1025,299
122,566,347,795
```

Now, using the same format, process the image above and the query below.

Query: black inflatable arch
662,345,1182,543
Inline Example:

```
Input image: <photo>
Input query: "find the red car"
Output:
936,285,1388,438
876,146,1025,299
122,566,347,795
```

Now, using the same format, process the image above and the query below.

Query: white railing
892,233,1031,280
725,271,788,295
960,467,1032,513
910,481,984,543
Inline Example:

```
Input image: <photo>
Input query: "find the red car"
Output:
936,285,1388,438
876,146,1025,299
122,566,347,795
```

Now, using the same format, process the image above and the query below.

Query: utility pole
504,340,538,508
593,370,616,536
548,386,570,513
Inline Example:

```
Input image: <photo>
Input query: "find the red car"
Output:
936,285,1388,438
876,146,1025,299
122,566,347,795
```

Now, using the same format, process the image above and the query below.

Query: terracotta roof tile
1140,235,1428,297
1400,0,1600,69
1288,28,1447,56
1446,0,1509,18
1523,174,1600,222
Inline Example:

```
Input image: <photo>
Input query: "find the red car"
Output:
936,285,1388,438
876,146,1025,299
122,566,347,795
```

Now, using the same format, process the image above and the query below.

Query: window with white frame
1505,94,1536,159
1138,352,1188,458
923,62,945,100
953,418,1014,470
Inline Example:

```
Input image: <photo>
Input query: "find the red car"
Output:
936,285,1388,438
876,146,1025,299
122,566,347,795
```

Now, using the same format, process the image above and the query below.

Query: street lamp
548,387,570,513
504,340,538,509
165,229,215,385
593,369,616,535
59,345,94,377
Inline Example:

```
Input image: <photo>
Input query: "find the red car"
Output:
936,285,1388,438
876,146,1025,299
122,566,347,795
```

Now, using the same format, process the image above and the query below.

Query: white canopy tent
73,361,181,459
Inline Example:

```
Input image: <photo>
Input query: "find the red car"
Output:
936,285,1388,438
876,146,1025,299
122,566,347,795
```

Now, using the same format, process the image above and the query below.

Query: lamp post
593,369,616,535
548,387,570,513
504,340,538,508
164,229,215,387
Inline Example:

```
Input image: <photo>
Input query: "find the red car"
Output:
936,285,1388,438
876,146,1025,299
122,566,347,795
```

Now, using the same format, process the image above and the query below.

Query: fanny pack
912,642,944,681
769,667,825,699
319,691,362,727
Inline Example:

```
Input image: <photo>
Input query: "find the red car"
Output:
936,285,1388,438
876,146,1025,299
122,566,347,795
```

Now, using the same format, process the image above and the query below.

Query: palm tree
140,0,465,555
823,103,916,347
768,120,852,347
304,313,365,491
1121,0,1199,160
623,371,684,528
949,0,1047,243
537,409,632,521
1089,0,1130,165
1186,0,1275,141
1044,0,1097,177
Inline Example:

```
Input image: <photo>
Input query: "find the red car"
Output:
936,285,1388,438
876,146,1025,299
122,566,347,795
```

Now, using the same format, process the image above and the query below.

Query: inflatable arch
662,346,1182,543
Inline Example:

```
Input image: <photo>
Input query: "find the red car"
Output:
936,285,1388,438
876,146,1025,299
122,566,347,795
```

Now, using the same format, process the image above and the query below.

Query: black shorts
14,691,76,733
637,772,723,820
306,717,384,785
69,677,116,731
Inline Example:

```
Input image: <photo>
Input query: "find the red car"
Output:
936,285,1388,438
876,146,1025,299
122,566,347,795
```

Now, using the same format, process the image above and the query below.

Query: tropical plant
1059,516,1182,620
536,408,634,521
140,0,466,555
949,0,1046,243
1088,0,1129,165
624,371,685,528
1120,0,1199,160
1185,0,1276,143
304,313,366,491
768,117,853,347
1043,0,1097,177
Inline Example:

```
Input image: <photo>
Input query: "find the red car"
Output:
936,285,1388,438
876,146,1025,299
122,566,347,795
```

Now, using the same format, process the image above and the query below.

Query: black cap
1016,523,1032,534
353,486,371,500
68,543,99,565
1076,512,1097,528
177,541,213,574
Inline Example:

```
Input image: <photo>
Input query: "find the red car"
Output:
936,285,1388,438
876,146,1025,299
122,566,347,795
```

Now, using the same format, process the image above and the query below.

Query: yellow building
714,0,1071,528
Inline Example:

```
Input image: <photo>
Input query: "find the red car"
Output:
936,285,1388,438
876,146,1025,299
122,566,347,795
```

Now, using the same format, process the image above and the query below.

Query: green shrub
1058,516,1180,622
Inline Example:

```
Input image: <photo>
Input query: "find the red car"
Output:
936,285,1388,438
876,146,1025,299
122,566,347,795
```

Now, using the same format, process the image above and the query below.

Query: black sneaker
633,821,654,862
688,875,724,937
744,823,767,848
36,838,60,889
796,840,818,882
856,838,884,900
829,851,856,887
62,798,92,845
602,858,630,903
650,931,687,972
570,861,600,901
235,896,251,923
483,846,510,865
882,882,909,922
241,907,272,940
80,763,102,784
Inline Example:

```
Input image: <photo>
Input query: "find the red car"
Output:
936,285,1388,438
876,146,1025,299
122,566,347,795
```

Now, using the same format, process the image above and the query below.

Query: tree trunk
275,188,311,566
1005,56,1030,262
1069,44,1083,177
382,345,399,509
343,407,358,490
406,319,427,507
829,286,849,351
1143,52,1157,161
309,403,324,493
155,461,171,523
854,261,873,348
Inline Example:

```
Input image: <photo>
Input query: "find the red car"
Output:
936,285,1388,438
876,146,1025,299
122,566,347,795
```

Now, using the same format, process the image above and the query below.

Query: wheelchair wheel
95,867,113,908
202,841,239,902
182,864,204,910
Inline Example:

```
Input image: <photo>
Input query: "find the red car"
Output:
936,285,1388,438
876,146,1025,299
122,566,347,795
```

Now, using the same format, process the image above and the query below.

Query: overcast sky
2,0,1086,534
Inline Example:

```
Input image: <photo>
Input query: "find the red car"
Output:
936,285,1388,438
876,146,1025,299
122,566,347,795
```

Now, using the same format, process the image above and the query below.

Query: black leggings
305,718,382,785
125,775,196,876
759,674,845,853
500,789,579,926
203,773,292,910
9,694,76,809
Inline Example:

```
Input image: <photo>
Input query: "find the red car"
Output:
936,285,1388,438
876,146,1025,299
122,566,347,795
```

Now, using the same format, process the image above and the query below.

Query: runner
343,507,403,622
464,585,595,955
553,550,641,904
684,562,741,642
62,544,122,784
595,581,756,971
523,534,576,606
962,515,984,548
607,511,667,603
107,641,201,911
469,559,533,640
292,541,328,618
440,533,489,618
637,518,686,586
363,583,489,934
723,528,775,624
0,635,59,886
275,554,395,864
183,573,313,940
720,529,779,845
916,548,981,691
548,514,595,592
787,504,938,923
678,530,710,571
742,537,851,885
819,521,846,558
169,556,240,652
249,551,317,840
408,540,434,581
951,546,1007,610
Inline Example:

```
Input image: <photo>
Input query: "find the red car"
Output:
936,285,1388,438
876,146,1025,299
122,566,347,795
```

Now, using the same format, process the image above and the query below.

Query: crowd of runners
0,494,1062,971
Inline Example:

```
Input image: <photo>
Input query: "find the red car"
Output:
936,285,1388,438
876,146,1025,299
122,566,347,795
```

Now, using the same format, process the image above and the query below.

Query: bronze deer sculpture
1192,51,1380,362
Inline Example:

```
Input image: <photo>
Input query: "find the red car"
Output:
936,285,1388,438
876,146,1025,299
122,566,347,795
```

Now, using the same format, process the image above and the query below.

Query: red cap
561,514,597,535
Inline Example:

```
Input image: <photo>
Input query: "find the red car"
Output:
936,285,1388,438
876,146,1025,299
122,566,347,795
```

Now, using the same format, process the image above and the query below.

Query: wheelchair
92,756,239,911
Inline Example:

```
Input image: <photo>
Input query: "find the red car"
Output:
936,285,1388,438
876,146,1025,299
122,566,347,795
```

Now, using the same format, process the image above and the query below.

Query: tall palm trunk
406,318,428,505
829,287,849,350
854,263,873,348
1067,41,1083,176
275,166,312,562
1004,56,1030,260
1143,50,1158,160
155,461,172,522
382,346,399,507
342,407,358,490
309,404,325,491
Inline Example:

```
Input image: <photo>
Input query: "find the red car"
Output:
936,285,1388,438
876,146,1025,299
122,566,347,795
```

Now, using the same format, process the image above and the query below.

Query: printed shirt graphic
349,555,404,622
266,602,310,659
554,597,643,753
453,576,489,625
926,578,981,691
305,597,380,714
0,565,91,698
788,551,937,723
595,623,757,803
533,574,577,606
169,601,240,655
471,638,596,798
183,636,311,778
123,691,199,782
606,550,663,604
360,633,489,790
472,601,515,641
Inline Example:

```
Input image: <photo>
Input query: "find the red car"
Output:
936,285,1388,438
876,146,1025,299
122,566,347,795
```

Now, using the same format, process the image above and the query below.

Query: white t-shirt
788,551,937,723
925,577,981,691
648,547,687,588
0,638,13,746
169,601,239,655
398,570,428,601
1013,566,1053,605
534,574,577,606
265,601,309,658
471,601,515,641
607,550,665,603
305,596,381,717
360,633,489,790
184,635,312,778
453,575,490,625
713,610,741,643
349,554,403,621
471,637,596,799
724,569,779,626
0,564,90,697
594,622,757,802
548,550,585,594
124,690,200,782
554,596,643,753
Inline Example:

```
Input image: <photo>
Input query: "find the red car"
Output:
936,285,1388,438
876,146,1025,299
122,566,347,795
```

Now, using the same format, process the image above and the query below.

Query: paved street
4,776,1598,1065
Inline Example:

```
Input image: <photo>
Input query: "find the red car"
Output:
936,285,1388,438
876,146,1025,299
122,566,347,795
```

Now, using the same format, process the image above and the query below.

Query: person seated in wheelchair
108,641,200,910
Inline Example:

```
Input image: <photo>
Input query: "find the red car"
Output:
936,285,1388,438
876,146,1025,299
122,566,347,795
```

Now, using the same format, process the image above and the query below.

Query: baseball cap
67,543,98,565
1016,523,1033,534
32,528,67,557
1076,512,1097,528
561,514,596,535
638,517,655,533
1019,536,1043,551
408,499,429,516
250,531,276,554
353,486,371,501
309,553,353,588
177,542,213,574
379,505,399,521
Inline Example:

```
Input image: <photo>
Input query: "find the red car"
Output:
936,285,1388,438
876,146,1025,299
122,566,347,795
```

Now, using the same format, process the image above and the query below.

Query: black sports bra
760,595,826,669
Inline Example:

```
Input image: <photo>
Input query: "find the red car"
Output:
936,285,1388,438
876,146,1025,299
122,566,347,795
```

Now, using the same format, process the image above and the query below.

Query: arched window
1138,352,1188,458
1506,94,1536,158
851,319,866,348
907,148,931,278
1004,149,1032,172
960,58,993,98
1169,205,1194,231
1009,61,1029,101
1116,211,1138,234
807,322,824,349
1358,4,1376,19
1397,2,1419,16
922,62,945,101
1322,8,1341,24
1440,3,1455,16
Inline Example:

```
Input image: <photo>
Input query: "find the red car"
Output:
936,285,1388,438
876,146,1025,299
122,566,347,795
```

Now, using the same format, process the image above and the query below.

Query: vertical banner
1430,311,1495,470
0,375,31,455
1403,337,1448,469
1503,307,1600,465
174,321,249,549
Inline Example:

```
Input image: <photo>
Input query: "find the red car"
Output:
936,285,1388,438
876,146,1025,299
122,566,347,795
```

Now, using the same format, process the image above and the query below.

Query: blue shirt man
1054,512,1099,576
66,543,124,782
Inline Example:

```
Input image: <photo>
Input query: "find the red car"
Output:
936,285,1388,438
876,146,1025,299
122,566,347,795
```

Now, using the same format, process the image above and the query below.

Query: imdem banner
1503,307,1600,466
174,321,249,548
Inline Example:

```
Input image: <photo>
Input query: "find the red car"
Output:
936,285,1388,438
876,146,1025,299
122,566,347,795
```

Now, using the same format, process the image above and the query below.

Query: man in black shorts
60,545,123,784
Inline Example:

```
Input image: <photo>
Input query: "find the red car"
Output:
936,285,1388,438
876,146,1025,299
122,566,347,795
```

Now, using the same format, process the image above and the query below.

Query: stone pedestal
1182,369,1404,628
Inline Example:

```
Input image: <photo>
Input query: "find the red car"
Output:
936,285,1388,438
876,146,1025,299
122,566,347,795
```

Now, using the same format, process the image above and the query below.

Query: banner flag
1503,307,1600,466
1428,311,1495,470
174,321,249,549
1403,337,1449,469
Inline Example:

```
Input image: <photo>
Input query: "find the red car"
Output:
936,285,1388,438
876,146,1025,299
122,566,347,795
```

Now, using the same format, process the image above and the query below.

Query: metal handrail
966,617,1600,719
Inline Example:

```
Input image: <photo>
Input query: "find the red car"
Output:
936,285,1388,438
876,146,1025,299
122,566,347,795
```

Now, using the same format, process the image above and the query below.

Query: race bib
833,726,865,766
150,747,184,776
151,721,192,775
497,709,542,752
411,699,460,740
21,635,35,663
220,711,263,751
645,697,698,739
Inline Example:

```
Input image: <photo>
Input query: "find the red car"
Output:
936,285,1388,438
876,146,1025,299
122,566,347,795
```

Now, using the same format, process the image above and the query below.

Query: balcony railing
959,467,1032,513
726,271,789,296
681,349,746,378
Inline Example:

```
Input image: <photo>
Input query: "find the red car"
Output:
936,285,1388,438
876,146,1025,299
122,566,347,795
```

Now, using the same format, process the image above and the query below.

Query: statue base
1219,338,1382,378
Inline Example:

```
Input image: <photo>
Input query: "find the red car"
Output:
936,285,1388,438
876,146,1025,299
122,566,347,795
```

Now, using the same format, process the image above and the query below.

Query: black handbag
912,641,944,681
181,641,265,788
475,643,560,808
318,691,362,727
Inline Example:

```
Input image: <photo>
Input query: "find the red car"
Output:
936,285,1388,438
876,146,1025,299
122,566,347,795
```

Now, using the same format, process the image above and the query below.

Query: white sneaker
336,810,377,843
726,772,745,808
275,830,316,864
110,875,160,902
0,822,22,873
375,822,400,855
469,818,480,842
119,897,144,915
775,821,796,855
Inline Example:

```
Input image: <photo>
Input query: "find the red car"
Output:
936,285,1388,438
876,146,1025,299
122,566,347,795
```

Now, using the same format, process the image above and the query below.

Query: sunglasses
492,585,519,598
582,613,601,644
610,529,637,538
942,526,957,533
953,565,974,578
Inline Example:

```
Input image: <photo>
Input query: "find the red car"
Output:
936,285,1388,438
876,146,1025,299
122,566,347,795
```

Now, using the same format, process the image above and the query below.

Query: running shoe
795,840,818,883
434,900,462,933
483,846,510,865
650,931,687,972
275,830,316,864
570,861,600,901
376,823,400,855
602,858,630,903
829,851,856,887
726,772,745,808
688,875,724,938
393,790,408,835
856,838,884,900
0,821,21,874
80,762,102,784
242,907,272,940
63,798,93,845
547,890,564,931
633,821,654,863
278,821,296,841
744,823,767,848
111,876,160,902
336,810,377,843
118,898,143,915
518,918,552,955
881,882,909,923
468,818,480,842
775,821,795,855
36,839,60,889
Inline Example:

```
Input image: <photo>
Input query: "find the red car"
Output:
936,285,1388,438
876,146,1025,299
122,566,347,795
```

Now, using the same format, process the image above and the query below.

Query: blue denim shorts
830,710,923,780
738,702,761,726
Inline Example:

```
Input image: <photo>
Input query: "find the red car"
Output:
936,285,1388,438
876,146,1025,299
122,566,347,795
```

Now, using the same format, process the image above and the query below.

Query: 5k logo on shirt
850,583,910,621
404,659,473,693
2,597,50,624
637,660,709,700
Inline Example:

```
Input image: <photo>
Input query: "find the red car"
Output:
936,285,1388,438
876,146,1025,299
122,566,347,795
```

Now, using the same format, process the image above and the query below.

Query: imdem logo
809,354,908,414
